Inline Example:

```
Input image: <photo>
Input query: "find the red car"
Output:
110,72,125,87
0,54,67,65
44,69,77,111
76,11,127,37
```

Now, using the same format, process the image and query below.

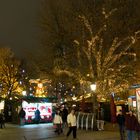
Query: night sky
0,0,40,57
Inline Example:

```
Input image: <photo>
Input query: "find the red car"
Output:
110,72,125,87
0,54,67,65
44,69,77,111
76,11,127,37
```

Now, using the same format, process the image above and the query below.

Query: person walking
0,112,5,129
62,106,68,128
18,108,26,125
125,110,137,140
66,109,77,139
53,110,63,135
117,110,125,140
97,103,104,131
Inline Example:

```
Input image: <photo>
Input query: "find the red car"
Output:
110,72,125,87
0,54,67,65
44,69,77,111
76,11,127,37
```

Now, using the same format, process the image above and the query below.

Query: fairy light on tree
39,1,140,101
29,79,51,97
75,8,140,99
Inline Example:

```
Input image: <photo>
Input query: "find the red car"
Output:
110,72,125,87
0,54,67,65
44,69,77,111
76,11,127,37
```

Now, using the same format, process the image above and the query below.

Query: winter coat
35,109,41,120
125,114,137,131
19,109,26,118
67,113,76,127
117,114,125,126
0,113,4,123
53,114,62,124
62,108,68,122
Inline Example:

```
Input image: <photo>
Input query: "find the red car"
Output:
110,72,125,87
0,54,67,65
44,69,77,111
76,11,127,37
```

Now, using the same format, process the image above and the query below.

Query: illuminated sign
22,101,52,123
0,101,4,110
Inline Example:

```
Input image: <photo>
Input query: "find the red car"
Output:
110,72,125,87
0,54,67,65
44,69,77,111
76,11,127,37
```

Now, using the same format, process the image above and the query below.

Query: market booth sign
21,97,56,124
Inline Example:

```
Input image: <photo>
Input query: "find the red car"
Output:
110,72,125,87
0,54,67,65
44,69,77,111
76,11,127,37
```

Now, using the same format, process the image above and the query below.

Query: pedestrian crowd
4,104,140,140
53,106,78,139
117,110,140,140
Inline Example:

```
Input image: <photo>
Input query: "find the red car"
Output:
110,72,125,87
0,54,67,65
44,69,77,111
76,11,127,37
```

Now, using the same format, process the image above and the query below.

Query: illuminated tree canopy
38,0,140,99
75,10,140,98
0,48,23,99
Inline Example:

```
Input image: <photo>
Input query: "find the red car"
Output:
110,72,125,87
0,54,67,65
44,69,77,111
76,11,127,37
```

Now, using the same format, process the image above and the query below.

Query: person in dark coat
18,108,26,125
0,112,5,129
35,109,41,124
62,107,68,128
125,110,137,140
117,110,125,140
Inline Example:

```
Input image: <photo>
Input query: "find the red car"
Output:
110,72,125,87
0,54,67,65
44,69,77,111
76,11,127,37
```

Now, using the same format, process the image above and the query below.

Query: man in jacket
66,109,77,139
125,110,137,140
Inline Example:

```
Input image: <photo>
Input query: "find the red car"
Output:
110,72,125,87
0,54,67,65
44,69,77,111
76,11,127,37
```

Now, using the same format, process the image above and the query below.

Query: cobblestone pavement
0,123,120,140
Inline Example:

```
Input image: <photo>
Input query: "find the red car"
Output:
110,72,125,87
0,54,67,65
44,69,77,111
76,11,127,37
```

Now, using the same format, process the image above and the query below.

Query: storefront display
21,98,53,123
0,100,4,112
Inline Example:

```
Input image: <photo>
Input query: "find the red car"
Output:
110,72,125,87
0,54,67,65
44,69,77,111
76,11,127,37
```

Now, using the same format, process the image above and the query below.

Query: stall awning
22,97,57,103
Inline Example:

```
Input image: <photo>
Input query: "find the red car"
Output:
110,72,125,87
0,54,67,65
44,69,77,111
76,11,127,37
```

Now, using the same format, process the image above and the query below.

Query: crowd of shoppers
53,104,140,140
117,110,140,140
53,106,78,139
5,102,140,140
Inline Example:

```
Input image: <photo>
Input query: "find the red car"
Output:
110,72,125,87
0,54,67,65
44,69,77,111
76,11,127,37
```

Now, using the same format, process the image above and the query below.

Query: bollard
81,113,85,129
86,114,89,130
91,113,94,130
77,112,80,129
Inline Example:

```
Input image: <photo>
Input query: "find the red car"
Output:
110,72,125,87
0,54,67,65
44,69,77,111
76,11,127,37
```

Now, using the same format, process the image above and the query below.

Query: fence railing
76,112,95,130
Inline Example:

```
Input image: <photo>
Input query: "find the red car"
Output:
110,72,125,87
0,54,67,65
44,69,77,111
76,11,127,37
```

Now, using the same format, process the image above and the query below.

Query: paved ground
0,123,120,140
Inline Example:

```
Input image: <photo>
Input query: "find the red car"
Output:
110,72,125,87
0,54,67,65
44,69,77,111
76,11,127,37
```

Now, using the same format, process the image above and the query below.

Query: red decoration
110,94,117,123
81,97,85,112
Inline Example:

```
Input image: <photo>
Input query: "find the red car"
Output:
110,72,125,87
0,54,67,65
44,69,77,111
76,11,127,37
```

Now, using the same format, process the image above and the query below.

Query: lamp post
72,95,77,101
90,84,96,113
90,84,97,130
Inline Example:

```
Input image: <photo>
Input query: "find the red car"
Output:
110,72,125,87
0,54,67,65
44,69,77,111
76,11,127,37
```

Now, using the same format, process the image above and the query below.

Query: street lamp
90,84,96,91
72,95,77,101
22,91,27,96
90,84,96,113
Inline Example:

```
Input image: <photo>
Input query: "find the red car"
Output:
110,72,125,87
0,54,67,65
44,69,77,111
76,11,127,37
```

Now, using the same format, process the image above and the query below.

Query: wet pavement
0,123,120,140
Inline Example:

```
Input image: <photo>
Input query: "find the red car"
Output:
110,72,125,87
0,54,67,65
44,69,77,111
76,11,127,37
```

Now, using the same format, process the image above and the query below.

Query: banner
136,88,140,123
110,94,117,123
